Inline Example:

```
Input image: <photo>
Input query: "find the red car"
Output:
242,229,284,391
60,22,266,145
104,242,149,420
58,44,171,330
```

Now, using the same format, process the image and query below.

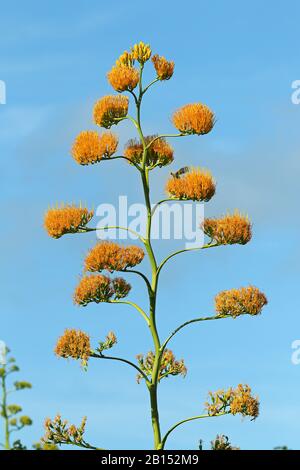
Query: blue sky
1,0,300,450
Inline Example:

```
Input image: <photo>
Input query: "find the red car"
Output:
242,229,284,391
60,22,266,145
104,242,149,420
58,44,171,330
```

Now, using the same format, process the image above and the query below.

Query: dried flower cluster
205,384,259,420
71,131,118,165
125,135,173,167
93,95,129,128
136,349,187,383
97,331,117,353
44,205,93,239
74,274,131,306
215,286,268,318
55,329,91,361
166,168,216,201
211,434,239,451
230,384,260,419
202,211,252,245
43,415,88,448
152,54,174,80
172,103,215,135
84,241,144,272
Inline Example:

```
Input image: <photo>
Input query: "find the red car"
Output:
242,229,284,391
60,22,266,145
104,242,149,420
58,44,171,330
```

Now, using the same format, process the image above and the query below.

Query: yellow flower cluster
71,131,118,165
93,95,129,128
55,329,91,361
84,241,144,272
202,211,252,245
131,41,152,64
215,286,267,318
124,135,174,167
172,103,215,135
43,415,87,447
107,65,139,92
152,54,174,80
136,349,187,383
116,51,135,67
165,168,216,201
74,274,131,306
205,384,259,419
44,205,93,238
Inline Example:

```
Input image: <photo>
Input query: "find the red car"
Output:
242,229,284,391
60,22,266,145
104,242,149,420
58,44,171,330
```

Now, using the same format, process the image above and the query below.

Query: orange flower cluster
205,384,259,419
71,131,118,165
84,241,144,272
74,274,131,306
131,41,152,64
93,95,129,129
55,329,91,361
136,349,187,383
44,205,93,238
172,103,215,135
152,54,174,80
124,135,174,167
107,65,139,92
215,286,267,318
166,168,216,201
202,211,252,245
43,415,87,447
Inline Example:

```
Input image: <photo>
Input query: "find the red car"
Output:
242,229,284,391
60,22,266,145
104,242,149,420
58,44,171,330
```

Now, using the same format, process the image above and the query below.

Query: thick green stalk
135,70,162,448
1,373,10,450
142,166,162,449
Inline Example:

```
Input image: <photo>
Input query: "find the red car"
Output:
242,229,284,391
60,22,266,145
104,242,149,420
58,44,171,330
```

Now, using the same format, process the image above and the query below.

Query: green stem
161,314,231,353
160,412,229,449
151,198,187,217
142,165,162,449
102,155,141,171
1,373,10,450
84,226,145,244
109,300,149,324
142,77,160,95
125,269,152,296
92,353,150,384
157,243,219,277
133,66,162,449
146,133,185,150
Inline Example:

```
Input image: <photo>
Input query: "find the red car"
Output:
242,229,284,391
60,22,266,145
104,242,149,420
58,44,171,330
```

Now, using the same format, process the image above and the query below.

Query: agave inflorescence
43,40,268,450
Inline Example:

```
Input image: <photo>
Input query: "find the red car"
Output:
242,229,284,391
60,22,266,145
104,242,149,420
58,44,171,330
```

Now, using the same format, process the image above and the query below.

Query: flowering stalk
44,41,268,450
0,347,33,450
